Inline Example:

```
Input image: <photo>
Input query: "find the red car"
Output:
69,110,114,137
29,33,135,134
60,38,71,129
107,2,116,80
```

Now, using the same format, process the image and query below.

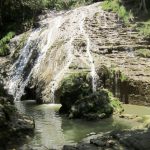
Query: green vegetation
137,20,150,37
102,0,150,37
102,0,133,24
107,89,124,113
0,32,15,56
120,72,128,82
0,0,98,39
58,72,123,120
136,49,150,58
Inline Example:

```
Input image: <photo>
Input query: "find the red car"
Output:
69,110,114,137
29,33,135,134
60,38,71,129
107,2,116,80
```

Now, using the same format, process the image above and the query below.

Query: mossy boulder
57,72,92,114
69,89,123,120
58,73,123,120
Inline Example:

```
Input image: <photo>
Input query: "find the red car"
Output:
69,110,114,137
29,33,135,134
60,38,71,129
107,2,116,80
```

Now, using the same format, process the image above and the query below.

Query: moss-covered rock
57,72,92,114
58,73,123,120
69,89,123,120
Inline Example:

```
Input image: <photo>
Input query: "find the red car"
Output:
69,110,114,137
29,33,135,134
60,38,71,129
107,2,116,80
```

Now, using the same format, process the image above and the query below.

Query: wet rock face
0,82,34,149
63,129,150,150
0,97,34,149
57,73,123,120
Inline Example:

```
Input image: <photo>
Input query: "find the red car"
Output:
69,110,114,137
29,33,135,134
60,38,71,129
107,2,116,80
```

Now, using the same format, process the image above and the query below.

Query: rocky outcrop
0,94,34,149
0,63,34,149
63,128,150,150
57,73,123,120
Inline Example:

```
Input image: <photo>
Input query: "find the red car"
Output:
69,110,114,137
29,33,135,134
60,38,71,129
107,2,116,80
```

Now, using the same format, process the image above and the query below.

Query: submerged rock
63,128,150,150
57,73,123,120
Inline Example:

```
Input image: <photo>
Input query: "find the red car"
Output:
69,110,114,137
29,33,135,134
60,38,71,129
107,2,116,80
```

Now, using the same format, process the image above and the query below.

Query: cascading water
8,3,102,103
80,12,98,92
33,16,63,75
8,14,63,101
8,29,41,100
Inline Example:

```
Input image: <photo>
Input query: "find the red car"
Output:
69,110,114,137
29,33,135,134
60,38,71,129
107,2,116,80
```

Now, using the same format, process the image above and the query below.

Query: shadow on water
15,100,134,150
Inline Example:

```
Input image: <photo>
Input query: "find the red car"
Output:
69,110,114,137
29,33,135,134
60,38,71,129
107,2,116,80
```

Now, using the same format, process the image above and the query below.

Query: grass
102,0,133,25
137,20,150,37
135,49,150,58
102,0,150,37
0,32,15,56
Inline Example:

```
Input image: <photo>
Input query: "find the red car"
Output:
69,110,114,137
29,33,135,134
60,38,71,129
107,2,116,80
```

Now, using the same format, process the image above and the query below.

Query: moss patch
57,73,123,120
0,32,15,56
135,49,150,58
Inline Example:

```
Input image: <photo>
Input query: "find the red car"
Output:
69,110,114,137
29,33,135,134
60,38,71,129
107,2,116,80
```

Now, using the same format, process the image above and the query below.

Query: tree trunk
0,0,3,27
143,0,148,13
140,0,148,13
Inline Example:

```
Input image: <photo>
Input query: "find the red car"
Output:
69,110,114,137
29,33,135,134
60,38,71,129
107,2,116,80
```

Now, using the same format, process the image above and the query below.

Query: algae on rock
57,73,123,120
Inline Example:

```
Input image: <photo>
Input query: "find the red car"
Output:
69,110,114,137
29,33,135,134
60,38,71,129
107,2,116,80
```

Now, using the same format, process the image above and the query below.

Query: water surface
123,104,150,116
15,101,144,150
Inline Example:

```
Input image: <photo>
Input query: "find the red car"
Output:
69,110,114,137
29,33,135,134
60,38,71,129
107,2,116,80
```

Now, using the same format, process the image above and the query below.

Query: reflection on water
15,100,134,150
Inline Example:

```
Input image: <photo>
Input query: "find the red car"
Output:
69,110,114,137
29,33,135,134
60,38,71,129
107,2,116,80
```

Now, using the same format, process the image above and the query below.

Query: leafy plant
102,0,133,25
120,73,128,82
0,32,15,56
135,48,150,58
137,20,150,37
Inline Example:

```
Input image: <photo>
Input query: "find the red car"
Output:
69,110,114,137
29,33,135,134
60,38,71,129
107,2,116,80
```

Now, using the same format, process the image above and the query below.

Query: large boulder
57,72,92,114
63,128,150,150
57,73,123,120
69,89,123,120
0,97,34,149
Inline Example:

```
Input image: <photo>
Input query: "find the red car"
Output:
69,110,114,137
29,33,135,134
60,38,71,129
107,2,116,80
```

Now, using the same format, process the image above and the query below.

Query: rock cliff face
0,86,34,149
0,60,34,149
5,2,150,105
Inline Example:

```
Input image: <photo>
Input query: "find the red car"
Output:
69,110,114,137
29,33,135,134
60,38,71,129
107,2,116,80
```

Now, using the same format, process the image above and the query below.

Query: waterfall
8,15,63,101
8,3,102,102
33,16,63,75
80,12,98,92
8,29,41,100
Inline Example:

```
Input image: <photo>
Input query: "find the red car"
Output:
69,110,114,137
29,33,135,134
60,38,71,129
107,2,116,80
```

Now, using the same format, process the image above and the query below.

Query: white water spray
8,29,41,100
80,12,98,92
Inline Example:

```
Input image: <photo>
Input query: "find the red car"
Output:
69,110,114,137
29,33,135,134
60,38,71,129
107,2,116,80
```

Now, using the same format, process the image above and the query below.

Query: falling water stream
80,12,98,92
8,4,100,102
8,29,41,100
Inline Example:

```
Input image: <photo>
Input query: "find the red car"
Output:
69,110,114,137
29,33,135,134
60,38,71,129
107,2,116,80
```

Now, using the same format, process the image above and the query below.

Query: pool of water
123,104,150,116
15,100,146,150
